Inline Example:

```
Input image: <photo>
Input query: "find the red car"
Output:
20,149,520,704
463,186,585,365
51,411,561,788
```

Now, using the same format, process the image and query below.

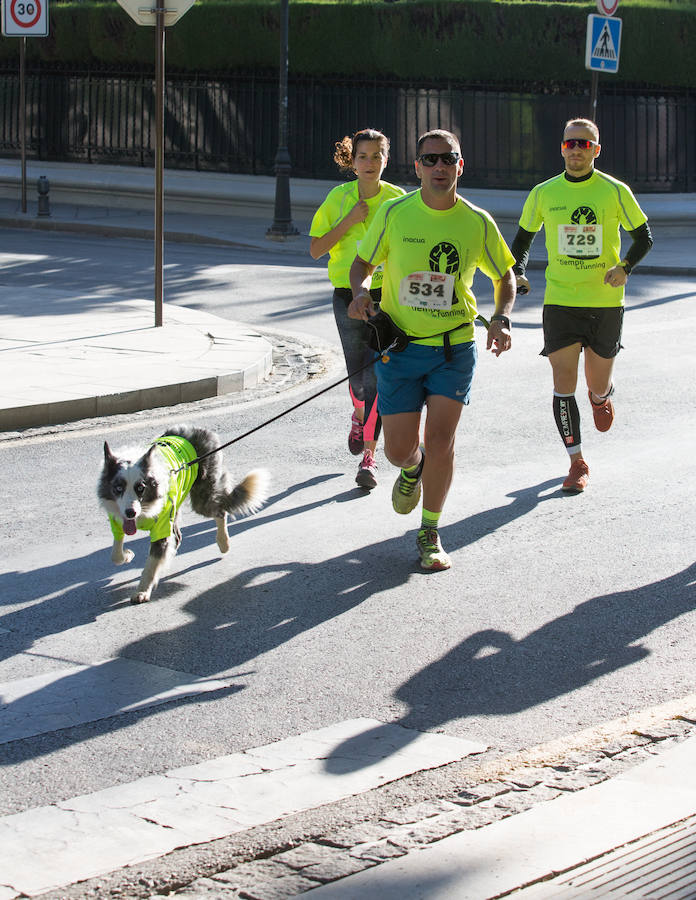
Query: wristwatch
620,259,632,275
490,314,511,329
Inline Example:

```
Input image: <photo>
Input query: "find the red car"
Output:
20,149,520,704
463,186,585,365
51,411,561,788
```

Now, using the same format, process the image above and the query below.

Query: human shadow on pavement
118,477,562,674
0,472,356,762
324,560,696,773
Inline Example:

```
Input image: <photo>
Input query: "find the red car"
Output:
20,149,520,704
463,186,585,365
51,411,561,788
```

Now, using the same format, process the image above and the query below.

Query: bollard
37,176,50,217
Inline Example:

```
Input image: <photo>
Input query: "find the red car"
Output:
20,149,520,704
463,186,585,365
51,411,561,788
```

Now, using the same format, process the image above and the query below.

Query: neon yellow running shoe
416,528,452,571
392,452,424,515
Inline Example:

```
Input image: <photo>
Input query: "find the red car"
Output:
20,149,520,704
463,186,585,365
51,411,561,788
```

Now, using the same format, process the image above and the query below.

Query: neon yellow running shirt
359,190,515,345
518,170,647,307
310,180,406,289
109,435,199,543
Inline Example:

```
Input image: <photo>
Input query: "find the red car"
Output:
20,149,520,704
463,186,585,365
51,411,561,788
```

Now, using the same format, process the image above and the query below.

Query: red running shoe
562,456,590,493
588,388,614,432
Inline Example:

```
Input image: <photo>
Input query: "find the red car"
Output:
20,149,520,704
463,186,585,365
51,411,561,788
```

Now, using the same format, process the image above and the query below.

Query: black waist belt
366,310,472,361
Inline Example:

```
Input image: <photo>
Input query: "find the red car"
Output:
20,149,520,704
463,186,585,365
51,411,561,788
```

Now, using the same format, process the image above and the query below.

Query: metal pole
266,0,298,240
19,36,26,214
154,7,165,327
589,71,599,122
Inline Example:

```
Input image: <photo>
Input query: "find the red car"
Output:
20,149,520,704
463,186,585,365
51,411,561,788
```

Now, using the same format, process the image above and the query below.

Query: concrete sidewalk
1,159,694,269
0,300,273,432
0,160,694,434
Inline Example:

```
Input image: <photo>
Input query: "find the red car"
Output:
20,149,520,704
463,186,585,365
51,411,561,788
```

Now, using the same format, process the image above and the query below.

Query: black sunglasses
561,139,597,150
417,151,461,167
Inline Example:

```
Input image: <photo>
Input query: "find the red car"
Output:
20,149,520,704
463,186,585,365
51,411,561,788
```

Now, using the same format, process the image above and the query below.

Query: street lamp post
267,0,298,241
154,6,165,327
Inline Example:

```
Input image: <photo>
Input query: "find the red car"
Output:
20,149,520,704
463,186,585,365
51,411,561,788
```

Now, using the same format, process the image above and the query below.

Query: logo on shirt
426,242,461,306
403,237,426,243
571,206,597,225
429,242,460,276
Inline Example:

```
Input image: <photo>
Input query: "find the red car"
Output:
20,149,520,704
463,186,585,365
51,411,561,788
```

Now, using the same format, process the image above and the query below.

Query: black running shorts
541,305,624,358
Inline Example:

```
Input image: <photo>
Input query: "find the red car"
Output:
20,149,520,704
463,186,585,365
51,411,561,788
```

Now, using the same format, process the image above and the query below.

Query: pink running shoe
348,412,364,455
355,450,377,490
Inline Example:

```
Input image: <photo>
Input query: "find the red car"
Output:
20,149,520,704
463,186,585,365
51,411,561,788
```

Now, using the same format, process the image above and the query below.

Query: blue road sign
585,14,622,74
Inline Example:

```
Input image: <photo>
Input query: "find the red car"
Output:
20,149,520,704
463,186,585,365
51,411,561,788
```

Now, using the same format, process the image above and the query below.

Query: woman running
309,128,405,490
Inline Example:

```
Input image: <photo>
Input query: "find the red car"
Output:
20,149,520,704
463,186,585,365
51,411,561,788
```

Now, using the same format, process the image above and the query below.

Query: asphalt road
2,230,695,837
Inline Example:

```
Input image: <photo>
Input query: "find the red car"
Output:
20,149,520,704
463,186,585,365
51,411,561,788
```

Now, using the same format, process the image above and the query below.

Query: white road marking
0,718,486,898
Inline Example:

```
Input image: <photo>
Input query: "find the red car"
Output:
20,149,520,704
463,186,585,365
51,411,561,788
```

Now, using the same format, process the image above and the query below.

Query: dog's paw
130,591,151,605
113,549,135,565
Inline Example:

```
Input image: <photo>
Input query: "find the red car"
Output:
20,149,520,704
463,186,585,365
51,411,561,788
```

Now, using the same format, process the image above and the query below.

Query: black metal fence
0,68,693,192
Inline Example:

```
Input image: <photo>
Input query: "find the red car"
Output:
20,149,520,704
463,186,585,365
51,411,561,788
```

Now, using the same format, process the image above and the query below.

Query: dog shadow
0,473,347,648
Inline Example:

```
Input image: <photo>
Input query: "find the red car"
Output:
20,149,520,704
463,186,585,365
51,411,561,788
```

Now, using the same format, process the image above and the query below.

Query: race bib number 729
558,224,603,257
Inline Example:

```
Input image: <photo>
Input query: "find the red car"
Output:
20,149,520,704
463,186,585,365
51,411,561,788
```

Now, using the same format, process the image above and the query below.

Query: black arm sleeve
510,227,537,277
623,222,654,273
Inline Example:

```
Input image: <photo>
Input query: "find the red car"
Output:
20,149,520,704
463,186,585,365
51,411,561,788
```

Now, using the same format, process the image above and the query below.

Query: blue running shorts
375,340,477,415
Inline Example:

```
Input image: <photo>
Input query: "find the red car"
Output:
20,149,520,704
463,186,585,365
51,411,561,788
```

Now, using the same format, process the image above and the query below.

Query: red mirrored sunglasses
562,139,597,150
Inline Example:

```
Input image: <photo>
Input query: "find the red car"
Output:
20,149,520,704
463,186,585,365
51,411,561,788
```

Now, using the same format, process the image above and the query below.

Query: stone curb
0,216,311,256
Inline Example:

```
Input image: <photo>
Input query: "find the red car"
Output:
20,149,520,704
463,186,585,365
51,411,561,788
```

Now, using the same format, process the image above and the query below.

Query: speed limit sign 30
2,0,49,36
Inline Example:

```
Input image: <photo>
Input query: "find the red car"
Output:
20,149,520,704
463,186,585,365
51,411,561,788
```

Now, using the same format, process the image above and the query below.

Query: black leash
170,314,491,474
169,344,397,473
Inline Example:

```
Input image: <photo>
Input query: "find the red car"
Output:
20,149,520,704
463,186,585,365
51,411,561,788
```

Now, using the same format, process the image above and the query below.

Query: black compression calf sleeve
553,393,581,451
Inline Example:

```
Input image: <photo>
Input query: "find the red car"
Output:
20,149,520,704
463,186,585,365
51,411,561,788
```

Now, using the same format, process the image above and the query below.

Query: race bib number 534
399,271,455,310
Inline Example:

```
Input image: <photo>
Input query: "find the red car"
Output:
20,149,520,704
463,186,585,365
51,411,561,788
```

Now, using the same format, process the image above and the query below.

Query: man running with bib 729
511,117,653,493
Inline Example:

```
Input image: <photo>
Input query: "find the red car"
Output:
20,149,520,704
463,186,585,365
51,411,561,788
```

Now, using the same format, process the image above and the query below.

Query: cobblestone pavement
37,708,696,900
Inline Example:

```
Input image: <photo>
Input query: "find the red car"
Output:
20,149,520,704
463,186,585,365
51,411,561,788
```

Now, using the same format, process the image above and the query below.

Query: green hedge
1,1,693,88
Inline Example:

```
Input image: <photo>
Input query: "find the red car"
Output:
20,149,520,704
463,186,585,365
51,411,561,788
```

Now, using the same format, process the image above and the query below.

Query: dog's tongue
124,518,137,536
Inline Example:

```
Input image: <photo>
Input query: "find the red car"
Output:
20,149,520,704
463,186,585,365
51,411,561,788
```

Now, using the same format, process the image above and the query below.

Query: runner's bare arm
348,255,377,320
487,268,516,357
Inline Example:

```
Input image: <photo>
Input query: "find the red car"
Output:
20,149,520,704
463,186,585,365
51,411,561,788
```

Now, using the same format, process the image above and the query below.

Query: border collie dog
98,424,269,604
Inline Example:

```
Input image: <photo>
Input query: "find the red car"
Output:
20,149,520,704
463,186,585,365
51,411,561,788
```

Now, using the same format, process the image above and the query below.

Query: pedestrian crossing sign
585,14,622,73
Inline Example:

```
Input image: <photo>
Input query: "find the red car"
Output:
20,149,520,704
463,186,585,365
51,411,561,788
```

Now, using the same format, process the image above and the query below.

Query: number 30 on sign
2,0,49,36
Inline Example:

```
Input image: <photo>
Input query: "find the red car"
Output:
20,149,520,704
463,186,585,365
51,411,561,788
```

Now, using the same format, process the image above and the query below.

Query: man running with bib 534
349,129,515,571
512,117,653,493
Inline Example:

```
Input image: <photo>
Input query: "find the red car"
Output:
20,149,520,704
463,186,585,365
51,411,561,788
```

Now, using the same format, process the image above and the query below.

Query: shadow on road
4,472,694,771
324,559,696,773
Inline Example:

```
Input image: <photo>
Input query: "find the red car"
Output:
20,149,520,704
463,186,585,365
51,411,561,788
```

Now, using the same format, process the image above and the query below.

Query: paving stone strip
168,718,696,900
34,708,696,900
